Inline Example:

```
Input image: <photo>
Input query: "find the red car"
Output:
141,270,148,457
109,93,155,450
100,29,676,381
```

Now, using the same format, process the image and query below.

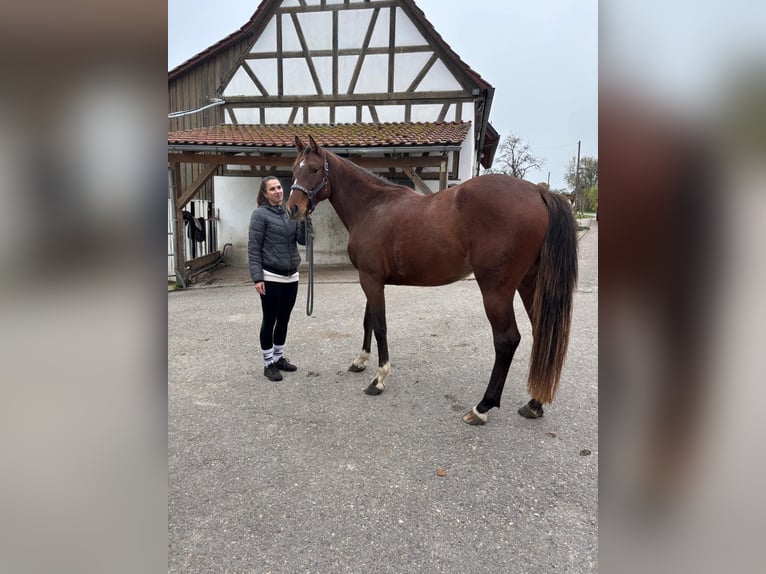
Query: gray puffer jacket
248,204,306,282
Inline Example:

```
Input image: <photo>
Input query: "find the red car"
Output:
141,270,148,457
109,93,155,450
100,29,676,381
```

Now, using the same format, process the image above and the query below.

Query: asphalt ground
168,221,598,573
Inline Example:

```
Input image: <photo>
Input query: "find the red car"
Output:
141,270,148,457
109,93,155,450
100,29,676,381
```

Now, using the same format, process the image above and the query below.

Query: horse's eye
311,167,319,174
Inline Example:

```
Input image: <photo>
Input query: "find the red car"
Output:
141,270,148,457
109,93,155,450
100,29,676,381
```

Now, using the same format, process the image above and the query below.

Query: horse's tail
527,191,579,404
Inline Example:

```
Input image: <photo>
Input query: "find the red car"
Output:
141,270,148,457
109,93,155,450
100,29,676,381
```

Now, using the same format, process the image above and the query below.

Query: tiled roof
168,122,471,148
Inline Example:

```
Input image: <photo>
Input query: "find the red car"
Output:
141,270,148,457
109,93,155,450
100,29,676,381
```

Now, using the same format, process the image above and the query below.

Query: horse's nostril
290,205,299,218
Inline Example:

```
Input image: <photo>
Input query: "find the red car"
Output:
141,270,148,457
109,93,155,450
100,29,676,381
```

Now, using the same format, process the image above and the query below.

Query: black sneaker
273,357,298,372
264,362,283,381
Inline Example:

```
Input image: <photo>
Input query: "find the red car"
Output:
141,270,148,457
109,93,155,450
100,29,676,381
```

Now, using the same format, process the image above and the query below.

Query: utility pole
574,140,581,215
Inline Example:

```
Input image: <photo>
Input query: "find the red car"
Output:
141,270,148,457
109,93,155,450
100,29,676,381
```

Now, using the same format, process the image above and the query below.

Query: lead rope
305,215,314,316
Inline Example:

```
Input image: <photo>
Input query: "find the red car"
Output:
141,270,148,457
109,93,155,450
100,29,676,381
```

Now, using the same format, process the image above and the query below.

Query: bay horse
287,135,578,425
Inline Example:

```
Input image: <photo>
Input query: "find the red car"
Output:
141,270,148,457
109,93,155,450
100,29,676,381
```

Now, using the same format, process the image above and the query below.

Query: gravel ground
168,222,598,573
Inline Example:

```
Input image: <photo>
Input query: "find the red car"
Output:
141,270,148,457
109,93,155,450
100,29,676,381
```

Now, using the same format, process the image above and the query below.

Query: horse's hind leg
516,276,545,419
463,289,521,425
348,303,373,372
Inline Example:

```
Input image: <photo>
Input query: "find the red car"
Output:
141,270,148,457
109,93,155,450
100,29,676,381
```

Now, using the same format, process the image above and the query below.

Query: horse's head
287,134,330,220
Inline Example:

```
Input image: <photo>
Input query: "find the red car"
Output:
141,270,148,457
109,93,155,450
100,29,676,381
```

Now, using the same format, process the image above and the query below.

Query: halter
290,147,329,214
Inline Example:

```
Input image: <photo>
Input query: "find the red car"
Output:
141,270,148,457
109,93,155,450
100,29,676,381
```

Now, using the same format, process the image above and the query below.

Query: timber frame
168,0,499,280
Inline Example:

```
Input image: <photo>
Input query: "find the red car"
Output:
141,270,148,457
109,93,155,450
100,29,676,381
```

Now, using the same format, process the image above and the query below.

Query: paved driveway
168,222,598,573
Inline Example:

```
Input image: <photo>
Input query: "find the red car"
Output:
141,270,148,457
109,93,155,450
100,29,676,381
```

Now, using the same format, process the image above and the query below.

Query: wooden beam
176,163,219,208
407,52,439,92
246,44,433,59
356,156,444,168
168,152,447,169
347,7,379,94
242,61,269,97
171,162,187,283
222,91,471,105
291,13,324,95
279,0,397,14
387,5,396,92
169,153,295,167
439,157,448,191
186,252,222,274
332,9,339,96
403,166,433,195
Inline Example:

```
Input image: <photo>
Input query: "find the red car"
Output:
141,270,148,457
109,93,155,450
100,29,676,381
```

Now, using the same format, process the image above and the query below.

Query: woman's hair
257,176,281,206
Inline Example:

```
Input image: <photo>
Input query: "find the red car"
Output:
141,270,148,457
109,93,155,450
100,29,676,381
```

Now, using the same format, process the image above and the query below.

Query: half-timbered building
168,0,498,281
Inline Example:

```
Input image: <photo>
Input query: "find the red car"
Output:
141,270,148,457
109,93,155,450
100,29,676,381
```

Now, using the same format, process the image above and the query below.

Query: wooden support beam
402,166,433,195
186,252,221,274
439,157,448,191
171,162,187,283
167,152,445,169
169,153,294,167
176,163,219,208
222,91,470,104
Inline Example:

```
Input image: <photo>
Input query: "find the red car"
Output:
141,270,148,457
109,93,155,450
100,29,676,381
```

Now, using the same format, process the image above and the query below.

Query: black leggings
259,281,299,349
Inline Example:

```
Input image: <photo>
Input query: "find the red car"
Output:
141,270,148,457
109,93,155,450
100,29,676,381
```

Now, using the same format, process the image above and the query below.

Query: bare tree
482,133,543,180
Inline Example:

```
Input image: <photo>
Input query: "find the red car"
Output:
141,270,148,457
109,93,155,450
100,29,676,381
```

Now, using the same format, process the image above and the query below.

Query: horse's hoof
518,402,544,419
348,364,366,372
462,408,488,425
363,379,383,395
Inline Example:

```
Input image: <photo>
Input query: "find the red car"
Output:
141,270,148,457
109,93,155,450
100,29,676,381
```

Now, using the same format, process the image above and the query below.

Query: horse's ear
308,134,321,152
294,135,305,152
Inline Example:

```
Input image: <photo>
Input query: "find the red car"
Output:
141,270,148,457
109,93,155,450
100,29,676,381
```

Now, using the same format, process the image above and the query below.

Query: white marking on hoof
375,362,391,390
472,407,488,423
352,351,370,370
463,406,488,425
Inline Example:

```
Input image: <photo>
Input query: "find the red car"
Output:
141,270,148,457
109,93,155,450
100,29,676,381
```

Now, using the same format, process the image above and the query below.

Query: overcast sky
168,0,598,191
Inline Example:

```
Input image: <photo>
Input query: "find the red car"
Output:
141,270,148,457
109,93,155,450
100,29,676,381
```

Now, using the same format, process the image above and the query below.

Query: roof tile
168,122,471,148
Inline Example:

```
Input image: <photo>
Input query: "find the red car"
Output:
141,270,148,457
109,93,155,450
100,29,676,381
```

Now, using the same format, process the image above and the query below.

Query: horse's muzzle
289,204,302,220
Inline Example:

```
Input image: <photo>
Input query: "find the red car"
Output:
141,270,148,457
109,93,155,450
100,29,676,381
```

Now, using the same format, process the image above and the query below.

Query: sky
168,0,598,191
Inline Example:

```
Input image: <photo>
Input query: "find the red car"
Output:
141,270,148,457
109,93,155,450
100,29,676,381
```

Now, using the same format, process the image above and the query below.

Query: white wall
460,112,477,180
306,200,351,265
215,175,260,267
214,175,352,267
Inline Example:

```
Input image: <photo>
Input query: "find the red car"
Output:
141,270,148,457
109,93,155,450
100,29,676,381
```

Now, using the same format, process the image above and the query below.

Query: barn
168,0,498,284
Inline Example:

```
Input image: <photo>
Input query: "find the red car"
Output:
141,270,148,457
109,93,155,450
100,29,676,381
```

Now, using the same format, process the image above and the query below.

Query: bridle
290,147,329,214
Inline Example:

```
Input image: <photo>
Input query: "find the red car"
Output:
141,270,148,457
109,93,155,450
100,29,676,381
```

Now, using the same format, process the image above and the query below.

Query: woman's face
263,179,283,206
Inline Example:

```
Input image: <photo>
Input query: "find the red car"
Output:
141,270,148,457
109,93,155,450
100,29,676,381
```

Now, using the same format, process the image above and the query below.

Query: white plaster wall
305,200,352,265
214,175,352,268
459,113,478,180
215,175,260,267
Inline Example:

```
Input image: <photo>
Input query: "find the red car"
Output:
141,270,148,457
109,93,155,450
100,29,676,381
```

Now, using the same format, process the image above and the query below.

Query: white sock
273,344,285,363
262,347,274,368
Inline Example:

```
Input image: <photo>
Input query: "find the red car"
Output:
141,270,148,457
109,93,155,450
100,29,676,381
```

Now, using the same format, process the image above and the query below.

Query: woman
248,176,306,381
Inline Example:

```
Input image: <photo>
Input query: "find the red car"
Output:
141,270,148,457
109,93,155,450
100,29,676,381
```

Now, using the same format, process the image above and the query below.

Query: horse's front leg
348,303,372,372
358,278,390,396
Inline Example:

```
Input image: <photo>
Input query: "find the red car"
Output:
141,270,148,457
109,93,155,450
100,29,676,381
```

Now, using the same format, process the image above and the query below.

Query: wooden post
171,162,187,284
402,166,433,195
439,156,448,191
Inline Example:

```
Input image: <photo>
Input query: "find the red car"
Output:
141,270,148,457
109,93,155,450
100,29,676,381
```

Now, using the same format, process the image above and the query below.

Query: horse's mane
335,153,415,195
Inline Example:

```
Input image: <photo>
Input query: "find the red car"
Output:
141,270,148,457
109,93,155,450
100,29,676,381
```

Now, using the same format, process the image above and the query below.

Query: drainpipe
475,86,495,175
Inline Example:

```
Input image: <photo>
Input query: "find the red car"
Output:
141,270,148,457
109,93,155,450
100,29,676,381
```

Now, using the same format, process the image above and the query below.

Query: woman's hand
254,281,266,295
